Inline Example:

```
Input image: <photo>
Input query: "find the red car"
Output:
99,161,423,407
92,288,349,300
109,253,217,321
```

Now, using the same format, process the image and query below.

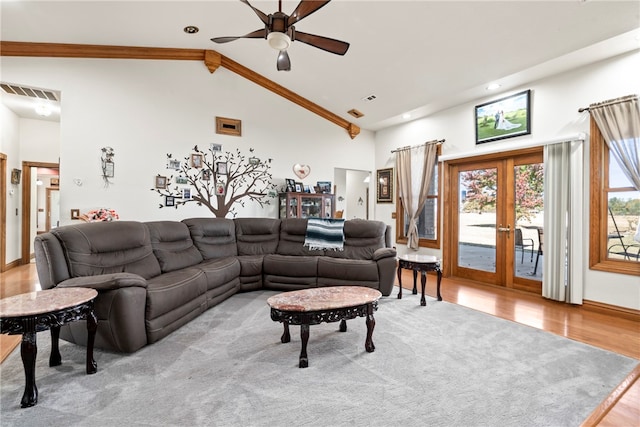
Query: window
589,118,640,276
396,161,440,248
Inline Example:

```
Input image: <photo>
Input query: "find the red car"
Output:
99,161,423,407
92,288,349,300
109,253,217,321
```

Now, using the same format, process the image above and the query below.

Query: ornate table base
397,255,442,306
0,288,98,408
267,287,381,368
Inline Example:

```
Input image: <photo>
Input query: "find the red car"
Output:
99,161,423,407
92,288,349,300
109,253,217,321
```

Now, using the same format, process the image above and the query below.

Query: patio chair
533,227,543,275
515,228,534,263
607,208,640,261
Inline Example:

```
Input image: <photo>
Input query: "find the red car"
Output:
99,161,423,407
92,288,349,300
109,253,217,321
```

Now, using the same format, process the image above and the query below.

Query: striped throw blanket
304,218,345,251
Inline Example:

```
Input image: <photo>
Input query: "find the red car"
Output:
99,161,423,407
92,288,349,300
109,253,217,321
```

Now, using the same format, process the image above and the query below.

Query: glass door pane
513,162,544,280
458,167,498,273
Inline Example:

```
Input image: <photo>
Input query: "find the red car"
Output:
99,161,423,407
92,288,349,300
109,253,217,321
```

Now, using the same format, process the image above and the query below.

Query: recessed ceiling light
486,83,501,91
35,104,52,117
184,26,199,34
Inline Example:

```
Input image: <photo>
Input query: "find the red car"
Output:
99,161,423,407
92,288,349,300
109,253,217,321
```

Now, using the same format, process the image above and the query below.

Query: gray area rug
0,288,636,427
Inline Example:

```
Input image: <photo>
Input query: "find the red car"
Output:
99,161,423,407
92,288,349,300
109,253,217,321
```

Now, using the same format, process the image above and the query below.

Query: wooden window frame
589,118,640,276
395,150,441,249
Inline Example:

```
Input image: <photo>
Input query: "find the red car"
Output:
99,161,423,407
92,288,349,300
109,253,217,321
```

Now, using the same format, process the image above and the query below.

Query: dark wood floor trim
581,364,640,427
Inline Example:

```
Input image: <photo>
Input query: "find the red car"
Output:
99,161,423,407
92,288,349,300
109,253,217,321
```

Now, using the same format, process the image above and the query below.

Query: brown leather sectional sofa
34,217,397,353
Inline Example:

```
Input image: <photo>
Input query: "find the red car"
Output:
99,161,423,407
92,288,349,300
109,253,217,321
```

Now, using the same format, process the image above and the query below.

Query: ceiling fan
211,0,350,72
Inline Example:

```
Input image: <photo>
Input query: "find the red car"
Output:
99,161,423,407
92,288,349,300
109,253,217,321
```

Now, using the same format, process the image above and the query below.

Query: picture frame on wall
155,175,167,189
217,162,228,175
10,168,21,184
475,89,531,144
191,154,203,168
165,196,175,207
376,168,393,203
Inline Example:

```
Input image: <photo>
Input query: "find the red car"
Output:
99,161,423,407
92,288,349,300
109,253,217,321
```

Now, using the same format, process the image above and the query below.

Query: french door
445,149,543,292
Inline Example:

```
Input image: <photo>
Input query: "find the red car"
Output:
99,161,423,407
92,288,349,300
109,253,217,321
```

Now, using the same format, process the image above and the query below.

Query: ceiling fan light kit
212,0,349,71
267,32,291,50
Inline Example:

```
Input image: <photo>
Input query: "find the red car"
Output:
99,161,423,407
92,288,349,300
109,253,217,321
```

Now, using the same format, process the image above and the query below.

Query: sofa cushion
317,257,380,283
51,221,161,279
145,267,207,320
323,219,387,260
277,218,325,256
197,257,241,290
183,218,238,259
146,221,204,273
263,254,318,277
235,218,280,255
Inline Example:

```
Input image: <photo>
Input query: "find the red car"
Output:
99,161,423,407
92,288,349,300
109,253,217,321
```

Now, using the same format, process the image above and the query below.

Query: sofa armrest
373,247,397,261
56,273,148,292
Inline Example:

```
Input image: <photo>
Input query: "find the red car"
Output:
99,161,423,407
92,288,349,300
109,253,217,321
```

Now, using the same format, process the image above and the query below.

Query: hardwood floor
0,263,638,425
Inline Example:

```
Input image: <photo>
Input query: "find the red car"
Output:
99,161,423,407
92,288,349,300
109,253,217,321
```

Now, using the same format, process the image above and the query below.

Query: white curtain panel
395,143,438,250
589,95,640,190
542,140,584,304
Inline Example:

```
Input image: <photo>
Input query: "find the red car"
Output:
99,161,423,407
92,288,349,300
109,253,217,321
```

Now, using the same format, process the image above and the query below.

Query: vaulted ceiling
2,1,639,130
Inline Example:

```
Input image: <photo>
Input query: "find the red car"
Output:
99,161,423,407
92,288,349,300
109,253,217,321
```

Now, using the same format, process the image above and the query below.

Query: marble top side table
0,287,98,408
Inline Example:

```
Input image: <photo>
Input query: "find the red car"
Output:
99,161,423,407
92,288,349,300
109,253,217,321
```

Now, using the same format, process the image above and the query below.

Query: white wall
374,50,640,310
0,104,21,264
1,57,376,226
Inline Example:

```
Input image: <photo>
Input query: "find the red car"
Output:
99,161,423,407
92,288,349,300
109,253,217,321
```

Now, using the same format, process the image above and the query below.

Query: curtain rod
577,94,638,113
391,139,445,154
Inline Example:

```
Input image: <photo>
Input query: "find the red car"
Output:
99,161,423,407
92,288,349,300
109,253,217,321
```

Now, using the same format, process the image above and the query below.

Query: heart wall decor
293,164,311,180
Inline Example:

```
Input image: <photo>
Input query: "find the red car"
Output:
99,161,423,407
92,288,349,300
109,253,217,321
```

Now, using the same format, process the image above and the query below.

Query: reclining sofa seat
33,217,397,353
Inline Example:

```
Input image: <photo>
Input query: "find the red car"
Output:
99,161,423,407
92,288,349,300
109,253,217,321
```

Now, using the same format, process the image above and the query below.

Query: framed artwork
70,209,80,220
11,168,21,184
249,157,260,165
155,175,167,189
285,178,296,192
202,169,211,181
216,182,226,196
475,89,531,144
182,188,192,199
217,162,228,175
210,143,223,153
317,181,331,194
175,176,189,184
295,182,303,192
376,168,393,203
165,196,175,207
168,159,181,170
191,154,203,168
103,162,115,177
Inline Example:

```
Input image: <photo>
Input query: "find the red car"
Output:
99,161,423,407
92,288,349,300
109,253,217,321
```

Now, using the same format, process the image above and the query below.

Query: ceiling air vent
1,83,59,101
361,94,377,102
348,108,364,118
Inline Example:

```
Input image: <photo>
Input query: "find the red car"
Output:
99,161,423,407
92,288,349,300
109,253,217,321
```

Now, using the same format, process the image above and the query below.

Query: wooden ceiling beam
0,41,359,139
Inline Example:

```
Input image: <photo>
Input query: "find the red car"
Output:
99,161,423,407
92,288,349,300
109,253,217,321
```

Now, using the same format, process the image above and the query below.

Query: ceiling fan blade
287,0,331,26
211,28,266,44
277,50,291,71
293,31,349,55
240,0,269,25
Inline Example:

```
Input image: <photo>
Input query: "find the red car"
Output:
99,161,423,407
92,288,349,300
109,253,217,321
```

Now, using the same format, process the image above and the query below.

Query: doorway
444,148,543,292
20,161,59,264
0,153,6,272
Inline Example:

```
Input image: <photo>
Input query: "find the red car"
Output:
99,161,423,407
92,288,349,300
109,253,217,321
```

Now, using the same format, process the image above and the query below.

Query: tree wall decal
152,146,277,218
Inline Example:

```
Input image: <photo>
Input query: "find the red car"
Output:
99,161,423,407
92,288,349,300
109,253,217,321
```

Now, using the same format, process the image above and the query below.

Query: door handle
497,224,511,237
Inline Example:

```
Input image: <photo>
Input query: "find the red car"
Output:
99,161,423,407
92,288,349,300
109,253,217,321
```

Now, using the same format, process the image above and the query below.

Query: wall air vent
348,109,364,118
1,83,59,101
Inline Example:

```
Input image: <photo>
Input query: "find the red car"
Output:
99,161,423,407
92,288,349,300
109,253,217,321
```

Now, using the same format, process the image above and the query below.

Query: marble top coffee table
0,287,98,408
267,286,381,368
